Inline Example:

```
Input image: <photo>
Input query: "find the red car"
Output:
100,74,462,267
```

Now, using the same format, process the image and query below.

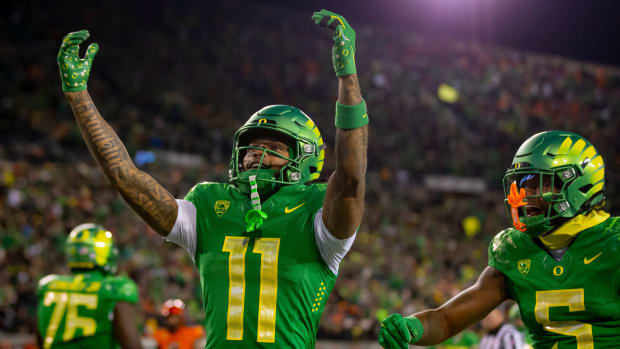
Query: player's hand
245,209,268,232
57,30,99,92
311,9,356,77
378,313,422,349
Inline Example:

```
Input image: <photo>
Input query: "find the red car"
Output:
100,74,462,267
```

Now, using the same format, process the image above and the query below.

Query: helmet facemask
504,169,572,237
233,132,312,196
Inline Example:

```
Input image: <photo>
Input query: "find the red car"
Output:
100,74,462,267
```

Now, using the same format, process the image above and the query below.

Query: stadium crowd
2,0,620,344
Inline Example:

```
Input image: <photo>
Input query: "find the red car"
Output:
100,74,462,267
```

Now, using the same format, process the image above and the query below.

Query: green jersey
184,182,338,348
488,217,620,348
36,271,138,349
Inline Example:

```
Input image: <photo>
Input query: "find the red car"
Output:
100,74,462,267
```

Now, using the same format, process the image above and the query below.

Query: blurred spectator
152,299,205,349
479,302,526,349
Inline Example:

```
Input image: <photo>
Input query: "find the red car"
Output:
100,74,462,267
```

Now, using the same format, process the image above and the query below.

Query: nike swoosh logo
584,252,603,264
284,202,305,214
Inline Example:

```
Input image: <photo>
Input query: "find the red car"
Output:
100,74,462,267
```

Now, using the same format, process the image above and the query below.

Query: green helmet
229,105,325,195
503,131,605,237
66,223,119,274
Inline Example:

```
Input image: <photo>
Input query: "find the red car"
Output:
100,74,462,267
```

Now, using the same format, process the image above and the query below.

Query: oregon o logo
553,266,564,276
258,119,267,124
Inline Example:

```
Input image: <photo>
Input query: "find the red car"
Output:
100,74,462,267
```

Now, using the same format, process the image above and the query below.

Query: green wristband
335,99,368,129
404,316,424,344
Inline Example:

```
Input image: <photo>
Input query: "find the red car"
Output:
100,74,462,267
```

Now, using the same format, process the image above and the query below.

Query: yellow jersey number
534,288,593,349
222,236,280,343
42,291,98,349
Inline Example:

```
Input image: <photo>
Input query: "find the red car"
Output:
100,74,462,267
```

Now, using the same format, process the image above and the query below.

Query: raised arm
379,266,508,348
58,30,177,236
313,10,368,239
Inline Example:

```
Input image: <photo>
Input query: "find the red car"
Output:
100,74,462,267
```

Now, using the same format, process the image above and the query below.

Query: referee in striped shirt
479,301,528,349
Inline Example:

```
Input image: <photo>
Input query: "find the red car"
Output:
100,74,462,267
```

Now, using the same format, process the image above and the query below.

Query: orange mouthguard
507,181,527,232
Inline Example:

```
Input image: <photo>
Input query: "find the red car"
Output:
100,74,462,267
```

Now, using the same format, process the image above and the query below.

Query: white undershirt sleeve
165,199,198,263
313,208,356,275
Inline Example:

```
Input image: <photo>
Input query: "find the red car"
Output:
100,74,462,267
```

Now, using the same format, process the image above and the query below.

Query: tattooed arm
57,31,176,236
66,91,177,236
322,74,368,239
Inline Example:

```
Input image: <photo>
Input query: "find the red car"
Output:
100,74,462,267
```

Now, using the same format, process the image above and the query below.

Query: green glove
57,30,99,92
378,314,424,349
312,9,357,76
245,209,268,232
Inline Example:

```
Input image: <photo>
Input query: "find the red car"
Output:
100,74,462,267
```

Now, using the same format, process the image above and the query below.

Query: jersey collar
539,210,609,250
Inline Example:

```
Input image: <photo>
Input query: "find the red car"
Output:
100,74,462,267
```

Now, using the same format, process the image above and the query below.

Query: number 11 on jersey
222,236,280,343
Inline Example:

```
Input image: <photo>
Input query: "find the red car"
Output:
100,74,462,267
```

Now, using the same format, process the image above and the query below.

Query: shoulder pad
101,276,139,303
186,181,236,199
311,182,328,192
600,217,620,249
489,228,523,266
187,181,218,194
37,274,61,295
491,229,518,252
604,217,620,234
300,183,327,208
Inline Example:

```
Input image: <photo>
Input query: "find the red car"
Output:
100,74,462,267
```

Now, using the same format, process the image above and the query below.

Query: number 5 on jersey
534,288,593,348
222,236,280,343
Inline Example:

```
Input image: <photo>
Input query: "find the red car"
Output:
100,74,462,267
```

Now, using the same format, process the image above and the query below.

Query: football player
36,223,142,349
57,9,367,348
379,131,620,348
153,299,205,349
